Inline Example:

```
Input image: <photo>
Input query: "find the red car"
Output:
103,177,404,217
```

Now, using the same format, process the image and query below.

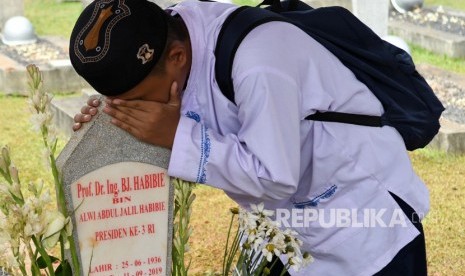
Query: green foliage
233,0,261,6
424,0,465,11
24,0,83,39
410,45,465,74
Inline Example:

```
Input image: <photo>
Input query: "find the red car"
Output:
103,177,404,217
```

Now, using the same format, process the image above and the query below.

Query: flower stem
26,242,41,276
222,213,236,275
32,236,55,276
67,214,81,275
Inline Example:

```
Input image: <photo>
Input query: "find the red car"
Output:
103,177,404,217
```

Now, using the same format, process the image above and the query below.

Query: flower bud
303,252,312,260
1,146,11,167
42,212,65,249
288,257,295,265
187,193,196,206
24,223,33,237
32,93,41,110
285,245,295,253
64,216,73,236
229,207,239,214
26,64,34,76
8,182,23,202
62,234,70,250
0,158,6,173
9,165,19,184
37,179,44,196
263,267,271,275
44,93,53,105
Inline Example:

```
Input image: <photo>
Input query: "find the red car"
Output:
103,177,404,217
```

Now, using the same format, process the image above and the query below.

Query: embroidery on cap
137,44,155,64
74,0,131,63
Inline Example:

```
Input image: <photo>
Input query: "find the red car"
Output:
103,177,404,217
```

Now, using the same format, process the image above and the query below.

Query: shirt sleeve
168,23,304,202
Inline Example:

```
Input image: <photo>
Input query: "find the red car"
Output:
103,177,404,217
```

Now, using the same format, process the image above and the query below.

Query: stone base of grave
389,20,465,58
50,90,465,155
0,36,90,95
51,88,99,138
428,118,465,154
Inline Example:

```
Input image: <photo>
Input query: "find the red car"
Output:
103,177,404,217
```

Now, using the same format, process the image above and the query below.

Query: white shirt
167,1,429,275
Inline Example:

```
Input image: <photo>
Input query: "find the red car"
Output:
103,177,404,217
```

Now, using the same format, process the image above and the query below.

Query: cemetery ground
1,95,465,275
0,0,464,275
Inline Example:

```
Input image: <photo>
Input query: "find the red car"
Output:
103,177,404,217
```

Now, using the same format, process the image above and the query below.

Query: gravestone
57,99,174,276
0,0,23,30
352,0,390,37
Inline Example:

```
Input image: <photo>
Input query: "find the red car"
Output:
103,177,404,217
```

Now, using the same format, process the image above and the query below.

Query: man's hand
73,97,101,131
103,82,181,149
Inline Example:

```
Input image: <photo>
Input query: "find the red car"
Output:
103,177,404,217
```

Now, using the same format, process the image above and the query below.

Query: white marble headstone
0,0,24,29
57,98,173,276
352,0,390,37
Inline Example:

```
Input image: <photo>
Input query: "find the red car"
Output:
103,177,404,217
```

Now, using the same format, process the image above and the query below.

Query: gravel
390,5,465,125
389,6,465,36
422,72,465,125
0,38,68,66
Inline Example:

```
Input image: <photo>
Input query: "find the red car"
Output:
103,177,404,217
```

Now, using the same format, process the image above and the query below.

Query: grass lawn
24,0,83,39
424,0,465,10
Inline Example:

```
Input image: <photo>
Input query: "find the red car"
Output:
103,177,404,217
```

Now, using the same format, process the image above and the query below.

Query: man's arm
168,68,302,202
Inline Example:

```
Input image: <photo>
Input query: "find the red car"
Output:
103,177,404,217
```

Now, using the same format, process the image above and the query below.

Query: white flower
251,235,264,252
302,252,313,266
39,189,52,205
44,109,54,126
22,203,43,238
30,113,48,132
261,243,281,262
42,211,66,249
250,202,274,217
28,179,44,197
0,227,10,245
46,125,58,148
31,93,41,110
288,256,303,271
238,209,259,231
236,203,313,273
4,252,19,269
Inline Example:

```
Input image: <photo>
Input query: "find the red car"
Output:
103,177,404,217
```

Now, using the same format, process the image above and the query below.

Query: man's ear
166,41,187,68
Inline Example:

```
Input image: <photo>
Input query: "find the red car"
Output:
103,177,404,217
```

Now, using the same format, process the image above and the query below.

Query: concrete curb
51,88,98,138
0,36,90,95
428,118,465,154
389,20,465,58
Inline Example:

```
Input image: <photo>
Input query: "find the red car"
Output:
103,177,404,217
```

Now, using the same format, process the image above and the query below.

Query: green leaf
36,255,59,269
55,260,73,276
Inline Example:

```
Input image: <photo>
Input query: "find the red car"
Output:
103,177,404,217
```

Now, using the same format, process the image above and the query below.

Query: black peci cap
70,0,168,96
